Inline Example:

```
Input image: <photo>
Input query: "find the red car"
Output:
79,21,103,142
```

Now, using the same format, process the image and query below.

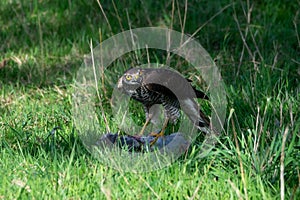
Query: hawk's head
117,68,144,95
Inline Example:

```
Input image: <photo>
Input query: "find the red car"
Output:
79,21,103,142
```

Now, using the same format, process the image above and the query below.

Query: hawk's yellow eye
125,75,132,80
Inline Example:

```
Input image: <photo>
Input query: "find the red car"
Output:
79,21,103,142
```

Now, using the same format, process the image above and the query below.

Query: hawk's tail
193,87,209,100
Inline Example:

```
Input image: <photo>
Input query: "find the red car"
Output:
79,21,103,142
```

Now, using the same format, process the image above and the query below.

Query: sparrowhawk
117,67,211,144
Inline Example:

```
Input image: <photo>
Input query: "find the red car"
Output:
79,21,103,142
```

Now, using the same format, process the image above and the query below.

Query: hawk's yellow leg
149,117,169,146
138,117,151,136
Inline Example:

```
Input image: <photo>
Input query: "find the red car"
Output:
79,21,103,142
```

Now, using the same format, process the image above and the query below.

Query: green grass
1,0,299,199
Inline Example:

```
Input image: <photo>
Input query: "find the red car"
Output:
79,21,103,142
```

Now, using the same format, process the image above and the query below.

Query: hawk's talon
149,131,164,146
148,131,162,137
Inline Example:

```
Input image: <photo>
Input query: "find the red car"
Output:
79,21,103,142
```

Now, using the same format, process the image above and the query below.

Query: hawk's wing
142,68,208,100
142,68,210,128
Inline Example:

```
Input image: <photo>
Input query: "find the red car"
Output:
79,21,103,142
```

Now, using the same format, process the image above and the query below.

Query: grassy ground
1,0,299,199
